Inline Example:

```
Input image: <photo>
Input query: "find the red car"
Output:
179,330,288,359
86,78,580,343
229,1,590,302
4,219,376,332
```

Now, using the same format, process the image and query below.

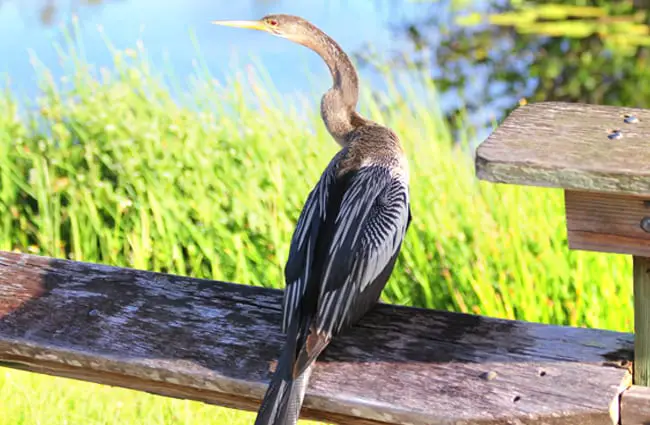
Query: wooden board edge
0,351,391,425
621,384,650,425
1,349,632,425
474,158,650,197
566,230,650,257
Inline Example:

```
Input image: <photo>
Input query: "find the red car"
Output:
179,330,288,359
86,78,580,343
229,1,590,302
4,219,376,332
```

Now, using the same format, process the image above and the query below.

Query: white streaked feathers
316,168,409,334
283,154,410,337
282,151,345,332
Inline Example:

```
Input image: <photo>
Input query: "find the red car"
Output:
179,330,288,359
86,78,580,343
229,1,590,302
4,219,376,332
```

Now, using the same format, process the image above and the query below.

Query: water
5,2,646,144
2,0,542,146
0,0,431,102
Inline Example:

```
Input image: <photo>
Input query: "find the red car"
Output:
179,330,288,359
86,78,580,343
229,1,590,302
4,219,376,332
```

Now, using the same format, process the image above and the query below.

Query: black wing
315,165,410,336
281,151,344,333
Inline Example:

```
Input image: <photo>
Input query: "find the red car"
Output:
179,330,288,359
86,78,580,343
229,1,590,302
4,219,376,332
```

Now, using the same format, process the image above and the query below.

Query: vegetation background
0,0,646,424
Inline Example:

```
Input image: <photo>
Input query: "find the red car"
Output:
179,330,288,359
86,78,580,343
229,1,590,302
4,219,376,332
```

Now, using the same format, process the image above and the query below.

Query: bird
211,14,412,425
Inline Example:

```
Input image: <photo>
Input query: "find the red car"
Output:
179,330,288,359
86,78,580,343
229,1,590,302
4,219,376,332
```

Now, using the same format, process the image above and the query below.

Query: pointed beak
210,20,268,32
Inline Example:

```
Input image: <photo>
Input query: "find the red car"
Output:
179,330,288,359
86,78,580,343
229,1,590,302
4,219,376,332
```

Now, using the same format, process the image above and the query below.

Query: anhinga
211,14,412,425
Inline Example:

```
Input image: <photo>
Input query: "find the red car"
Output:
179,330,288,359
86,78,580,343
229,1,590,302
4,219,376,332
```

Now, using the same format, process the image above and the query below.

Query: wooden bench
0,100,648,424
476,101,650,424
0,250,635,424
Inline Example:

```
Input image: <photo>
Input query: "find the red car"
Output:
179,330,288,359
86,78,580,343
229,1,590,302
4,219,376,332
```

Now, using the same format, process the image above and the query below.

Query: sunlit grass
0,35,633,425
0,368,275,425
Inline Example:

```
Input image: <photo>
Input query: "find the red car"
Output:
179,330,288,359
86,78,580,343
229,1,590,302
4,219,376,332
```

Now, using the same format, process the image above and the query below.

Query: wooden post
635,256,650,386
621,385,650,424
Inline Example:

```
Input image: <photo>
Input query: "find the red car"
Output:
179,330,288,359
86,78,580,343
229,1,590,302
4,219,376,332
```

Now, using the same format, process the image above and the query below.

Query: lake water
0,0,501,137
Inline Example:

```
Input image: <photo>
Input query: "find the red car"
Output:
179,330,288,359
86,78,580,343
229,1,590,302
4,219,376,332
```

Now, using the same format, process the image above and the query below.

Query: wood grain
635,257,650,387
0,251,634,425
476,102,650,196
565,191,650,256
621,385,650,425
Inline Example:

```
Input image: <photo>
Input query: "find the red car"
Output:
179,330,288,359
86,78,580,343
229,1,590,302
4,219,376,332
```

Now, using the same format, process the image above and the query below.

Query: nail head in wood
641,217,650,233
608,129,623,140
479,370,498,381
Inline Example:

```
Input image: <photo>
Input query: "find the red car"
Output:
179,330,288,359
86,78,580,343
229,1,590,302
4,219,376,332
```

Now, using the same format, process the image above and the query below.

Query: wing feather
283,154,410,342
315,165,410,336
282,151,345,333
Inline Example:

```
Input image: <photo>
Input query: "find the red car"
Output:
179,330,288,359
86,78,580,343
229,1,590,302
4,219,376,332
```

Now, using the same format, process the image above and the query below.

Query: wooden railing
2,101,649,424
476,101,650,425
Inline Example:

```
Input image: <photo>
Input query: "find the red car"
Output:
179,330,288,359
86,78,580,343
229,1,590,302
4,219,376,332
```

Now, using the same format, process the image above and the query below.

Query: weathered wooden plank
565,191,650,256
0,251,633,425
476,102,650,196
621,385,650,424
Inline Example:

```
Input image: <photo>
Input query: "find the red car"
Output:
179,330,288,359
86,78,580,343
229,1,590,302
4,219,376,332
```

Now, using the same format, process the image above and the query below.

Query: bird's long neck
299,28,362,146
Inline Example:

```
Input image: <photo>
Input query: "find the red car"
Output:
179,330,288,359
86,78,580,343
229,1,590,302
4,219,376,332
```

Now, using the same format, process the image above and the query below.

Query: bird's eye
268,19,278,26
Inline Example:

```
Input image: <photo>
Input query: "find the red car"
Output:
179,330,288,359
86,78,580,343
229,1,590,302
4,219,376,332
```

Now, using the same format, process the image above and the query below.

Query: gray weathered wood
0,251,633,425
622,385,650,424
476,102,650,196
621,385,650,424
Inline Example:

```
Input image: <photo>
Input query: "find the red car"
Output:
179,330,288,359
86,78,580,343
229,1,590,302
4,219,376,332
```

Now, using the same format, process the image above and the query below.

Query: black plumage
211,14,412,425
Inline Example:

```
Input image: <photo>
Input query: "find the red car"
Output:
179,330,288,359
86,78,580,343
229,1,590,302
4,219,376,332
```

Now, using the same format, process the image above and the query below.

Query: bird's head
211,14,318,46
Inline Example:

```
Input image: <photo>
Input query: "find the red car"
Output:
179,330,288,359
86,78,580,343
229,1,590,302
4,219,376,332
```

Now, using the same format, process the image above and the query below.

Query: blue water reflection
1,1,426,100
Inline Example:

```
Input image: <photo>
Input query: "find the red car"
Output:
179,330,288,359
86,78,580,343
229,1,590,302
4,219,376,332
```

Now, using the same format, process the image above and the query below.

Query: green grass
0,35,633,424
0,368,271,425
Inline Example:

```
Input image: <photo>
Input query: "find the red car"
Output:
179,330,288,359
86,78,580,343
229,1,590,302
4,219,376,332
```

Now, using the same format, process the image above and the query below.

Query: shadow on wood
0,251,633,424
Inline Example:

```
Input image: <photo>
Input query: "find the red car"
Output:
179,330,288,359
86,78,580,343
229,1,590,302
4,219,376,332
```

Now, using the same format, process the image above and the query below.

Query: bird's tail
253,362,313,425
254,319,314,425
